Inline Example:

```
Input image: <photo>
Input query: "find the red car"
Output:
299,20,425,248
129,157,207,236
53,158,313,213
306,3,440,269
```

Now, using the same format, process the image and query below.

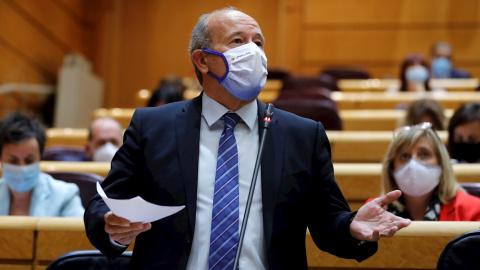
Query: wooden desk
327,131,448,163
0,161,110,178
339,109,454,131
334,163,480,210
0,216,37,270
45,128,88,147
331,91,480,110
35,217,95,269
338,78,479,92
307,221,480,269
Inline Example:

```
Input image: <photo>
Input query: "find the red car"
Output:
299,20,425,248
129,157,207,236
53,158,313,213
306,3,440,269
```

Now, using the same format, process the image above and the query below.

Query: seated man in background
430,41,471,79
85,117,123,162
0,111,84,217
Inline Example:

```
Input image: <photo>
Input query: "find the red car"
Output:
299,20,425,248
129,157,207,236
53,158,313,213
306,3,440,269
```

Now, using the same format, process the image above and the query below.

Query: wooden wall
1,0,480,110
284,0,480,78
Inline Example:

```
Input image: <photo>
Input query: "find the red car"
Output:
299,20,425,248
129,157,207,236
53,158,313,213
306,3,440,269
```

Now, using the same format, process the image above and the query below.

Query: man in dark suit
84,7,410,269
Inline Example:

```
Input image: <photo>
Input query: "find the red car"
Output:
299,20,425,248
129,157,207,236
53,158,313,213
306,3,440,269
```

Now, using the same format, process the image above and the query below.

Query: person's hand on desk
104,211,152,245
350,190,411,242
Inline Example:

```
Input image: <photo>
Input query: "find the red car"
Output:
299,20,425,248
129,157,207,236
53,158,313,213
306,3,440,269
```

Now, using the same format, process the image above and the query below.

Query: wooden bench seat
0,216,37,270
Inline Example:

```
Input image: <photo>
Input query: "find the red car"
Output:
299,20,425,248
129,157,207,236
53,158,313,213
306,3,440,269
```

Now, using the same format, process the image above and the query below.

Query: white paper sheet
96,182,185,223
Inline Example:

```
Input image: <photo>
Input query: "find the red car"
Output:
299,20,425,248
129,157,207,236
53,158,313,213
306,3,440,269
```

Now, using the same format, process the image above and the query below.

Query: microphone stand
233,103,274,270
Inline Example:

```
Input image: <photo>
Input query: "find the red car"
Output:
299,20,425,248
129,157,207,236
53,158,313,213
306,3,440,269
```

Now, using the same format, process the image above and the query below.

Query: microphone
233,103,274,270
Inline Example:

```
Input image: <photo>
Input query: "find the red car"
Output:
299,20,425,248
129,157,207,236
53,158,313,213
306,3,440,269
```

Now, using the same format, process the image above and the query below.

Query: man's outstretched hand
350,190,411,242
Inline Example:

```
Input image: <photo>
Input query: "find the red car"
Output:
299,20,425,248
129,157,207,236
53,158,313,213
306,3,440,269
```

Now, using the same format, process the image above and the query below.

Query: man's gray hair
188,7,239,85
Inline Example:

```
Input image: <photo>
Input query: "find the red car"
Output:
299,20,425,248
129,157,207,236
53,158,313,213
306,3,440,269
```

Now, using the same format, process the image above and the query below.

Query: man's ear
192,50,209,74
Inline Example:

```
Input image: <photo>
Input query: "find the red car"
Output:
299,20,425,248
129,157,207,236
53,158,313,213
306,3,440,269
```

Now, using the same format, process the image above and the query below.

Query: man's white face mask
202,42,268,101
93,142,119,162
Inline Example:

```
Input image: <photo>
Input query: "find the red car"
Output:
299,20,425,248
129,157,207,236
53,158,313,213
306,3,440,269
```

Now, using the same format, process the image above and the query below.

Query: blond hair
381,127,462,210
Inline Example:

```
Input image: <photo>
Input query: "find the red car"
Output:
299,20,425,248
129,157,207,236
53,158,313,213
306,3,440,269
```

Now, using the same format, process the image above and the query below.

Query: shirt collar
202,92,257,130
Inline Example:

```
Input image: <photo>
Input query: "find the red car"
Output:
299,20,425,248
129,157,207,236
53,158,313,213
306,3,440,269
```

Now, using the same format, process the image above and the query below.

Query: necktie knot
224,113,241,131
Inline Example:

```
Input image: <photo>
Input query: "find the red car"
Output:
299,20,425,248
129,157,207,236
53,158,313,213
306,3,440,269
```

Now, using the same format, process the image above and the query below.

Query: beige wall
1,0,480,110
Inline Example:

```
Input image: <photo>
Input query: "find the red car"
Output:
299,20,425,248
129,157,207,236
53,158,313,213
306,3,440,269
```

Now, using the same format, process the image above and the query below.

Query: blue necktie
209,113,241,270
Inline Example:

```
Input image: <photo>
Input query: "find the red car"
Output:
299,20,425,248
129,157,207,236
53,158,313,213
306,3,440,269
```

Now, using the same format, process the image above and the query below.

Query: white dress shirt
186,93,267,269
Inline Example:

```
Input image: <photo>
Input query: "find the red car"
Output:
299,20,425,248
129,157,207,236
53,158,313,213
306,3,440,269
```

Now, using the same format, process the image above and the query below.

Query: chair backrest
459,182,480,198
273,98,343,130
42,145,88,161
46,172,104,209
46,250,132,270
437,229,480,270
320,66,371,80
281,75,337,92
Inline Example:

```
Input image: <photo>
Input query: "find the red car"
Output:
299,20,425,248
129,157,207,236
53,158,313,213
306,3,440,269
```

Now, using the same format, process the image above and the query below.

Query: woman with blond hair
366,123,480,221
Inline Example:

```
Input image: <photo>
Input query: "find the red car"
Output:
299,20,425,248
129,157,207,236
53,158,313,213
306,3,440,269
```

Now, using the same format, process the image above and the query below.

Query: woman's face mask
2,163,40,192
393,159,441,197
406,65,429,83
202,42,268,101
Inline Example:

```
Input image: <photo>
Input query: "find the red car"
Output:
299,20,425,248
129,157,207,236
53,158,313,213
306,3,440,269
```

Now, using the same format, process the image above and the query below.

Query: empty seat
437,229,480,270
282,75,337,92
46,172,104,209
42,146,88,161
320,66,371,91
273,98,343,130
46,250,132,270
459,182,480,198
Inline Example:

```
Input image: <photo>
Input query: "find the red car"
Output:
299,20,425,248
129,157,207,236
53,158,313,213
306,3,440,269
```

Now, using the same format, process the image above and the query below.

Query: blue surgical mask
202,43,268,101
406,65,429,83
2,163,40,192
431,57,452,78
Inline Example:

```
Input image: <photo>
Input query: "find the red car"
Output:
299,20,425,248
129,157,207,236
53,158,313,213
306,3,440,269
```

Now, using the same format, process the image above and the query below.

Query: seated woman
398,99,446,130
366,123,480,221
0,111,84,217
447,101,480,163
387,53,444,93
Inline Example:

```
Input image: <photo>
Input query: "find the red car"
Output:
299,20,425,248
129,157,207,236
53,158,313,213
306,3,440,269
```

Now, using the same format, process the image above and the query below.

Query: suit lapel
176,94,202,235
257,100,284,251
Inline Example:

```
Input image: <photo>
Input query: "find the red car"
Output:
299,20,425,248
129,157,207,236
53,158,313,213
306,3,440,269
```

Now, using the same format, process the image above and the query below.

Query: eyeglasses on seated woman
0,111,84,217
366,123,480,221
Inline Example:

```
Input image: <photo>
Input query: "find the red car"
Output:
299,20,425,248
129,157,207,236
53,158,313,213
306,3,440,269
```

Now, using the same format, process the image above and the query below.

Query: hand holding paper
96,182,185,223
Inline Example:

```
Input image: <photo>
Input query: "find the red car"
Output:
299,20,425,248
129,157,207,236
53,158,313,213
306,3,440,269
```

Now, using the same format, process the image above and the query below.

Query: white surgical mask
393,159,441,197
2,163,40,192
406,65,429,83
203,42,268,101
93,142,119,162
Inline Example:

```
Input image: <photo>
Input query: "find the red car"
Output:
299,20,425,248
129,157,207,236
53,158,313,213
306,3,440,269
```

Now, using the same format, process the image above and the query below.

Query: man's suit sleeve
84,109,146,260
307,122,377,261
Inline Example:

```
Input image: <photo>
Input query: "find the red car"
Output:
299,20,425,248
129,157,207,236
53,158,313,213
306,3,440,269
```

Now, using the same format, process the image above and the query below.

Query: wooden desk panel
45,128,88,147
327,131,448,163
0,162,110,178
339,110,454,131
307,221,480,269
338,78,479,92
331,91,480,110
0,216,37,260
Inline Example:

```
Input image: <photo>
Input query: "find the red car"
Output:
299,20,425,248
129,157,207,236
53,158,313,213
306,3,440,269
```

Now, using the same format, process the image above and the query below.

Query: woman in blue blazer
0,111,84,217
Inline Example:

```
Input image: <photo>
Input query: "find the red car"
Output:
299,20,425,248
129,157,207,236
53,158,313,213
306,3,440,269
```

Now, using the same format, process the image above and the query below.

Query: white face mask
203,42,268,101
393,159,441,197
93,142,119,162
